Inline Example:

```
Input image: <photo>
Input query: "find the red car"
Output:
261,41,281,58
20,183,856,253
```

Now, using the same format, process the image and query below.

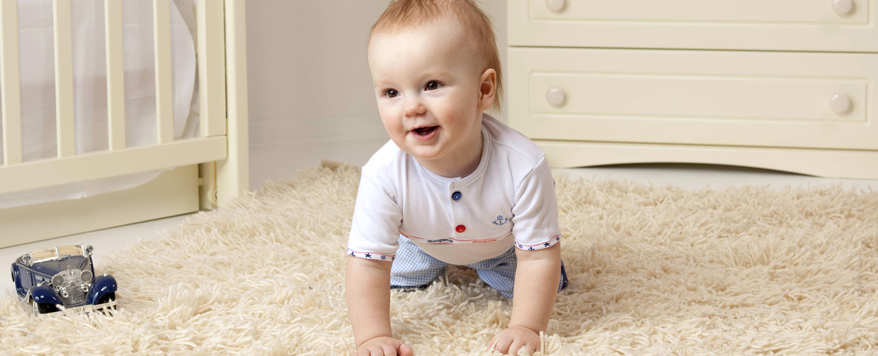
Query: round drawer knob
546,87,566,107
832,0,854,15
829,93,852,114
545,0,566,13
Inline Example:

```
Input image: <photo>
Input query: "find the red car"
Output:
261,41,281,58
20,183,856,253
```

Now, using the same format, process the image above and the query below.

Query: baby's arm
346,256,414,356
488,243,561,355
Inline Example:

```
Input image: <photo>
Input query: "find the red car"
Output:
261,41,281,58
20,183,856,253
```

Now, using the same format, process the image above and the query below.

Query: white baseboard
0,165,199,248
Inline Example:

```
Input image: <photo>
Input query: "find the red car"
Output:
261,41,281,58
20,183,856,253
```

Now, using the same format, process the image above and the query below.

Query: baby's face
368,18,487,165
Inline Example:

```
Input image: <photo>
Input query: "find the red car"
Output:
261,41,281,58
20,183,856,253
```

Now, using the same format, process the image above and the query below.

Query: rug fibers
2,160,878,355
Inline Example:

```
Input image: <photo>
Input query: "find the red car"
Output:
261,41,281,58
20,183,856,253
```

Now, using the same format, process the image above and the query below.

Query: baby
346,0,568,355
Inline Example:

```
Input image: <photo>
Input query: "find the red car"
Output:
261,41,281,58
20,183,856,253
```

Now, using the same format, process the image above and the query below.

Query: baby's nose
404,100,427,117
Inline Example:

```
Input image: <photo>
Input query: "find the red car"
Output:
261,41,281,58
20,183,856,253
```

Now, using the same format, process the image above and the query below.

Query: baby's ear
478,68,497,111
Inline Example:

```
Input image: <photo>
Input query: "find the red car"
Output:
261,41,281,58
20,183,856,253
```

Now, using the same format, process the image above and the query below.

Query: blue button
452,191,462,201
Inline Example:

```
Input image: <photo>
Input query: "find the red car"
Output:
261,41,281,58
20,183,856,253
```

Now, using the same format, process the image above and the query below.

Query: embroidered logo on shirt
399,229,511,245
427,238,454,245
492,215,508,226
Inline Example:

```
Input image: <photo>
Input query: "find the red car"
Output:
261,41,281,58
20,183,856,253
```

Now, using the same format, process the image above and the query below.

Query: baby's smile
411,125,439,141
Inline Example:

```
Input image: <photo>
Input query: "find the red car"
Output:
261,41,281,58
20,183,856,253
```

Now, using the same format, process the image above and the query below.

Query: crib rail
0,0,21,166
0,0,247,202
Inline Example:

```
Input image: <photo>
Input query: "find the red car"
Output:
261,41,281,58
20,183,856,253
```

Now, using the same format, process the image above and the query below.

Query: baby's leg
390,236,449,292
469,247,570,299
467,247,518,298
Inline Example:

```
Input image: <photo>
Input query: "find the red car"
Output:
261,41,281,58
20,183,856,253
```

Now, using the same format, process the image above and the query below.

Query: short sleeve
346,166,403,262
511,156,562,251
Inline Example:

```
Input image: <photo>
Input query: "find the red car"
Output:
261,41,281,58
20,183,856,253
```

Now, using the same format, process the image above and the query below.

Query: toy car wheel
38,303,58,314
97,292,116,310
31,300,58,315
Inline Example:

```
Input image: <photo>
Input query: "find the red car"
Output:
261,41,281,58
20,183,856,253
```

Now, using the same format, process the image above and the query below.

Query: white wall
246,0,507,190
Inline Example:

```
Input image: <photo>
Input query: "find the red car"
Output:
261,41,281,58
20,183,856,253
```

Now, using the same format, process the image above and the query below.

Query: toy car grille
55,269,87,306
63,284,86,305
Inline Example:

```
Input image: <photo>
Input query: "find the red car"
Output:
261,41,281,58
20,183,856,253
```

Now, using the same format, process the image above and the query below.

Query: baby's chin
404,146,444,161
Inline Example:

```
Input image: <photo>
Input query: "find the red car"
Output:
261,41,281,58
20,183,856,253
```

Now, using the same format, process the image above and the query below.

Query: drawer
507,47,878,150
509,0,878,52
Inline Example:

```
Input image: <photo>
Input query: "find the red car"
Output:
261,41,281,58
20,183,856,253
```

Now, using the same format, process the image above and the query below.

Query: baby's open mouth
412,126,438,136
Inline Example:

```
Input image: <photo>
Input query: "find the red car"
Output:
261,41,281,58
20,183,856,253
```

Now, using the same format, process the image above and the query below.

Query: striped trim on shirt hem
515,235,561,251
346,248,395,262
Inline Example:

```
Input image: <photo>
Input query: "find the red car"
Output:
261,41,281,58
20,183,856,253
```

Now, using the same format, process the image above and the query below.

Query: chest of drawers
507,0,878,179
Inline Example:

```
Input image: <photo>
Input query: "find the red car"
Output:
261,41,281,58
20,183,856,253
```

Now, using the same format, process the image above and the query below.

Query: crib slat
197,0,226,138
0,0,22,166
54,0,75,158
105,0,126,150
154,0,174,144
217,0,250,206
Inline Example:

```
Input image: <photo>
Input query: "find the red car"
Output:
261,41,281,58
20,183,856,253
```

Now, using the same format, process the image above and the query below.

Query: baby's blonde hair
369,0,503,112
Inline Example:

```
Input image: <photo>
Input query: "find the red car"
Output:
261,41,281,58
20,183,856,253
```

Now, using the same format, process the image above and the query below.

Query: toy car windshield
26,245,91,265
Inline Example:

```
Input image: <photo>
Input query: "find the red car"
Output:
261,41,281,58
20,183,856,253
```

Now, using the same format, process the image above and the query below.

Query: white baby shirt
346,114,561,266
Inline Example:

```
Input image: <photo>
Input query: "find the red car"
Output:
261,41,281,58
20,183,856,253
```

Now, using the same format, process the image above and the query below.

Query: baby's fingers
507,340,527,356
381,344,398,356
487,335,498,349
367,345,387,356
358,345,390,356
399,344,415,356
399,343,414,356
492,336,514,354
512,340,539,356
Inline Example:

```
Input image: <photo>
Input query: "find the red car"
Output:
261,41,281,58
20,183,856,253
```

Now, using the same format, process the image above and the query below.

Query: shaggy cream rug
2,160,878,355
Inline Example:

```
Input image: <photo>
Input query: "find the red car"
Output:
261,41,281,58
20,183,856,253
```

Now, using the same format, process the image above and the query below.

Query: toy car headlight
51,274,64,286
84,245,94,256
80,270,93,282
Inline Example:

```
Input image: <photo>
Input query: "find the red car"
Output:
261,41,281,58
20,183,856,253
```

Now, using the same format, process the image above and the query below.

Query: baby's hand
487,325,540,355
353,336,414,356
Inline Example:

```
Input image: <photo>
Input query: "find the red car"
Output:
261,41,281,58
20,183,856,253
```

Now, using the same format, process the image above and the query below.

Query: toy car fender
31,285,62,305
30,285,62,314
87,274,117,305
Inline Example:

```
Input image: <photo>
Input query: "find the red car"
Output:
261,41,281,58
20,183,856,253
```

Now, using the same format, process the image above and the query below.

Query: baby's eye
425,81,442,91
384,89,399,98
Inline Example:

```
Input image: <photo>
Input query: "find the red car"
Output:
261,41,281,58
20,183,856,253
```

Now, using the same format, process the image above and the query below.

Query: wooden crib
0,0,249,247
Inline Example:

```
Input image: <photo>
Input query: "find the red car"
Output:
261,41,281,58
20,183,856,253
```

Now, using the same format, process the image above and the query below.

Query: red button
455,225,466,233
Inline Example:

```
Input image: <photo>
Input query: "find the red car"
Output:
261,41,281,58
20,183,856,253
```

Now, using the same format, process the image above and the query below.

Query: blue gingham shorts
390,236,569,299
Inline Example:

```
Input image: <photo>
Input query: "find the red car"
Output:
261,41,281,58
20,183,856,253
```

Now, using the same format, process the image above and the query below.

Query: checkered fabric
390,236,569,299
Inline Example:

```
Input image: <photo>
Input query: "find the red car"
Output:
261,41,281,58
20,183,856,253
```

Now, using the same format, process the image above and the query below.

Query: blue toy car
10,244,117,315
